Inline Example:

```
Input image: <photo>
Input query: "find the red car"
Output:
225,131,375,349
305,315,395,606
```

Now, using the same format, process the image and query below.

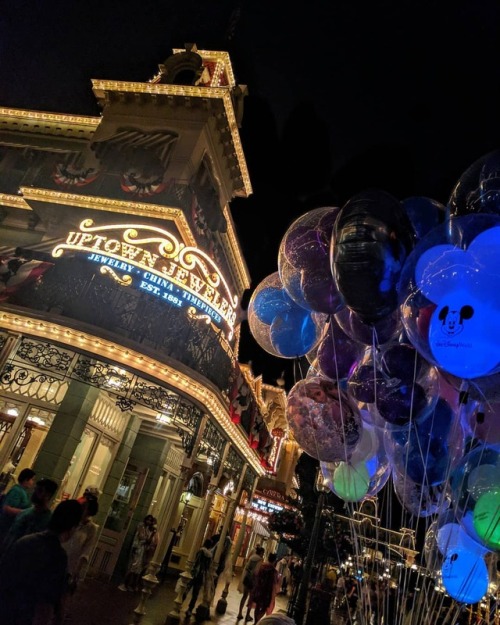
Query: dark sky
2,0,500,389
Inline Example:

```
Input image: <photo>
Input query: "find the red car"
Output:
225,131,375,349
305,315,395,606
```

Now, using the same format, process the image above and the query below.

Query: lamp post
288,467,327,625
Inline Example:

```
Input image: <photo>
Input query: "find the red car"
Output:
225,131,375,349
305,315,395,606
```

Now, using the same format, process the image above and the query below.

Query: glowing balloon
441,548,489,604
473,490,500,549
332,462,370,502
399,214,500,380
450,444,500,552
437,519,490,558
286,376,362,462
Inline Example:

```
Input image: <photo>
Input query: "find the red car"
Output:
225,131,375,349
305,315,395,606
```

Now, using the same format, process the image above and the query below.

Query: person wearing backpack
0,467,35,549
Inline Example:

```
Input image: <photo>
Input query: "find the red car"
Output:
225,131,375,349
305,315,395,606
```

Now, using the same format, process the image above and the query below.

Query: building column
165,483,218,625
212,464,249,615
129,464,191,625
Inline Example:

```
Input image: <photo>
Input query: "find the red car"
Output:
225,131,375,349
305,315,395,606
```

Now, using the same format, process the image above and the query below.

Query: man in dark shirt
2,477,57,551
0,498,82,625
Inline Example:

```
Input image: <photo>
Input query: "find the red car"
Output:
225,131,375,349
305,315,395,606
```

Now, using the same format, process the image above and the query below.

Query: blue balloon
441,548,489,604
252,286,291,325
270,307,319,358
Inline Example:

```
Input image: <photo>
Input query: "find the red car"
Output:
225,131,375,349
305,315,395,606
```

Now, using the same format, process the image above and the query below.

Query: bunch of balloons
247,149,500,606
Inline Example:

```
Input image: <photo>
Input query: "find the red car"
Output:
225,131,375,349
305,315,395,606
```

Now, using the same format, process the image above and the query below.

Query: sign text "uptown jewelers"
52,219,238,339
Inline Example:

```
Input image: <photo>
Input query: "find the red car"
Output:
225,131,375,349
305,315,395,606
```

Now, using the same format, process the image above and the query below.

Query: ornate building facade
0,44,297,580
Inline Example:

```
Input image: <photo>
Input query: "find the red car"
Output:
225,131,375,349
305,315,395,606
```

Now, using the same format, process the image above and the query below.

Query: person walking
63,488,100,593
2,477,58,551
0,498,83,625
249,552,280,624
181,538,213,617
0,467,35,548
237,545,265,621
119,514,158,592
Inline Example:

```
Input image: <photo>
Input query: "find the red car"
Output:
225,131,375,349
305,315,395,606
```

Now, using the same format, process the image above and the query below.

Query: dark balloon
331,189,415,323
448,150,500,218
316,319,363,381
336,307,403,346
301,267,344,315
347,363,382,404
380,343,425,383
402,196,446,240
376,380,427,426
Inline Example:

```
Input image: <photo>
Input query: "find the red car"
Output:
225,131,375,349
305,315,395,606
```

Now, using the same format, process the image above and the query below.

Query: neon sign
52,219,238,339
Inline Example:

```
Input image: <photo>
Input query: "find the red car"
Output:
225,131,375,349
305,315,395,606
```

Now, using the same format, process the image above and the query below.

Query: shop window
0,405,55,492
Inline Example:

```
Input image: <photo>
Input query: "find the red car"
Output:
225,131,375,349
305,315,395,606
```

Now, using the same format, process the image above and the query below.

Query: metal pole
288,490,325,625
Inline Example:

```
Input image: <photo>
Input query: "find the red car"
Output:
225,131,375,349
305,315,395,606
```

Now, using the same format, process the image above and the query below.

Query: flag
0,256,54,302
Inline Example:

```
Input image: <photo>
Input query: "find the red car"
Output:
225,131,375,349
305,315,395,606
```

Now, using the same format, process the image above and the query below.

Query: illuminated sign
52,219,238,339
252,498,284,515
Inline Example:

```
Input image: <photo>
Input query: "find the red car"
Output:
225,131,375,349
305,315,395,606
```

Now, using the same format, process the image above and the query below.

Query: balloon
392,468,449,517
331,188,415,323
286,375,362,462
248,272,325,358
316,318,363,381
441,548,489,604
402,196,446,240
436,511,490,557
251,286,291,325
335,307,403,346
321,424,390,502
386,397,465,486
278,206,344,314
379,342,426,384
347,362,381,404
270,307,320,358
448,149,500,218
473,490,500,549
376,380,428,426
461,399,500,445
399,214,500,380
450,444,500,551
332,462,370,501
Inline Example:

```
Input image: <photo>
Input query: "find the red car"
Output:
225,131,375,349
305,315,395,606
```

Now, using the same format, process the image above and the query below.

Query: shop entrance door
89,462,149,581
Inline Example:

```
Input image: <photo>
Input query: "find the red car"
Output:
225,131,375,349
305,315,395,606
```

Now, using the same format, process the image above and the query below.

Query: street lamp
288,467,328,625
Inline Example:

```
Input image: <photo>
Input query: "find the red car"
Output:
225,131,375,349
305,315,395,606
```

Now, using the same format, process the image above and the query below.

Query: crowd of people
0,467,375,625
0,467,101,624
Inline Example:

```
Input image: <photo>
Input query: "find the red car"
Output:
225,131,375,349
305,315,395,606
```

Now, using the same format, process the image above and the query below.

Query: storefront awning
252,520,270,538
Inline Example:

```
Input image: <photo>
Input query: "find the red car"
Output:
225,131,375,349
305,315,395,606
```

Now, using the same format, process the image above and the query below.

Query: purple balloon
376,380,428,426
317,320,363,381
347,363,382,404
380,342,426,384
301,267,344,315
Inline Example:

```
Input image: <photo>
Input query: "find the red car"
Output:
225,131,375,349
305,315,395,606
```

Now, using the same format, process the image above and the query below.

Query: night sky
2,0,500,389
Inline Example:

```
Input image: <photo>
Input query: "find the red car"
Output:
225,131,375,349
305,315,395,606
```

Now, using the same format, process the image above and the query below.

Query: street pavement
64,571,290,625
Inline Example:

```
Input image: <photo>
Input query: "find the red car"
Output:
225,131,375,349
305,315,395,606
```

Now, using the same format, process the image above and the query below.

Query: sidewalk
64,572,291,625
